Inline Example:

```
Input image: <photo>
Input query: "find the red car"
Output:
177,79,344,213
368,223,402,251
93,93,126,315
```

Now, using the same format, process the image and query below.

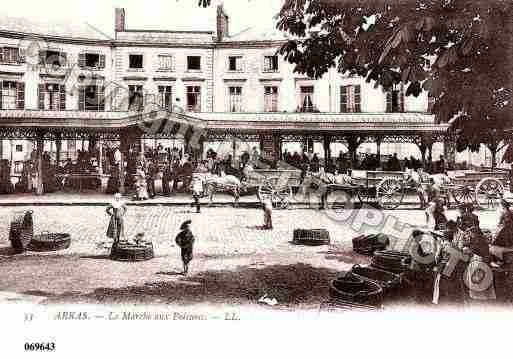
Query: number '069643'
24,343,55,351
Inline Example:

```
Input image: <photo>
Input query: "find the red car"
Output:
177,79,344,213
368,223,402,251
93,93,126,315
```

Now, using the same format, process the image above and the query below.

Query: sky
0,0,284,38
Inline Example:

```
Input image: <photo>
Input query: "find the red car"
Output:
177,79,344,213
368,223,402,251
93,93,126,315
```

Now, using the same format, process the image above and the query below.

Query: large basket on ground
352,233,389,255
371,250,411,274
110,241,154,262
293,228,330,246
350,264,401,296
9,210,34,252
28,232,71,252
329,273,383,307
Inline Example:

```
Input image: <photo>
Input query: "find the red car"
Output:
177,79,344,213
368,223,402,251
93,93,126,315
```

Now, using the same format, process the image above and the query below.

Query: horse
203,172,242,207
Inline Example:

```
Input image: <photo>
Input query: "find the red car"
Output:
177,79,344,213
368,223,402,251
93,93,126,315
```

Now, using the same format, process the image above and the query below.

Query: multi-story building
2,4,487,182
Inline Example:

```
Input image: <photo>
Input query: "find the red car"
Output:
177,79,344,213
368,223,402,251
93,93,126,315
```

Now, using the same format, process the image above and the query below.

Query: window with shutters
187,56,201,71
0,47,21,64
158,55,173,71
1,81,17,109
186,86,201,112
78,53,105,69
0,81,24,109
158,86,172,110
78,85,105,111
263,55,279,72
228,56,243,72
299,86,315,112
128,85,144,111
39,50,66,67
228,86,242,112
428,95,435,113
386,84,405,112
264,86,278,112
38,83,66,110
340,85,361,113
129,54,143,69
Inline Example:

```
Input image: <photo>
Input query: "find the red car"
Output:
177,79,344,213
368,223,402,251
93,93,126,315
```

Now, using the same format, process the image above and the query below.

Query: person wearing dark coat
456,204,480,232
175,220,195,275
310,154,320,172
146,160,158,198
490,199,513,262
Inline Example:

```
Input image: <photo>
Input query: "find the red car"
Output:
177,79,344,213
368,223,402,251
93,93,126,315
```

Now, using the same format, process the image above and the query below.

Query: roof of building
0,110,448,135
115,29,215,45
225,26,289,43
198,112,448,133
0,13,111,41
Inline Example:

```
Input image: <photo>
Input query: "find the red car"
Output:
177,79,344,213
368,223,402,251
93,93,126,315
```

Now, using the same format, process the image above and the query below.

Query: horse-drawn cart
244,168,302,209
441,170,509,209
350,169,509,210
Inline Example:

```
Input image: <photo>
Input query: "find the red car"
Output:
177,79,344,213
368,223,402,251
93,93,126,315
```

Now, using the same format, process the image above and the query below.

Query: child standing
191,174,204,213
175,220,195,275
263,198,273,230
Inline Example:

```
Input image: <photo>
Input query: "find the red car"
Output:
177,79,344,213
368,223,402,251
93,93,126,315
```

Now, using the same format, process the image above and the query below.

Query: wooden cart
242,168,302,209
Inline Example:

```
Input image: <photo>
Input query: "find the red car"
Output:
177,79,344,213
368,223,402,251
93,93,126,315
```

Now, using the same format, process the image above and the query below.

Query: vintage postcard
1,0,512,357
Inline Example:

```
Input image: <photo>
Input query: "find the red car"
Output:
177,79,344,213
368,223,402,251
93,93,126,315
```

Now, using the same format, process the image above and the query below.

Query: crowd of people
409,189,513,306
283,149,449,175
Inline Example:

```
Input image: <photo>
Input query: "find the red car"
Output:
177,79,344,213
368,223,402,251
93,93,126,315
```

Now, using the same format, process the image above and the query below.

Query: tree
198,0,512,152
276,0,512,147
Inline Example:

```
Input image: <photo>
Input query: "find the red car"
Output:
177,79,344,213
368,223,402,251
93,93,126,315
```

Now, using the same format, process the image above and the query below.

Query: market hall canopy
197,112,448,135
0,110,449,140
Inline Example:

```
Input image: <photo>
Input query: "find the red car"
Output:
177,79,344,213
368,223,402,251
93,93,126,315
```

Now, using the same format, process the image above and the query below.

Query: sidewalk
0,191,426,208
0,191,251,206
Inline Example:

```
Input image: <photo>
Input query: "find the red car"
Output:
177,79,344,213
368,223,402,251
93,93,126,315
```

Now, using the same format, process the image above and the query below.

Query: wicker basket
28,232,71,252
293,228,330,246
352,233,389,255
371,250,411,274
329,273,383,307
110,241,154,262
350,264,402,296
9,210,34,253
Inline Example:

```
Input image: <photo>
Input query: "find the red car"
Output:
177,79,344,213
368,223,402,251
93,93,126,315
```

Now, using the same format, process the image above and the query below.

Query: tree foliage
198,0,512,147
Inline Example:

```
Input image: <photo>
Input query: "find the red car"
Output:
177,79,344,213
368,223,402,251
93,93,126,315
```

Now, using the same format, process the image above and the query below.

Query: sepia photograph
0,0,512,357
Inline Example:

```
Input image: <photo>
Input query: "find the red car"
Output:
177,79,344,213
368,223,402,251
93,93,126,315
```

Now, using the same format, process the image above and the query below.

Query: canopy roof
0,110,449,138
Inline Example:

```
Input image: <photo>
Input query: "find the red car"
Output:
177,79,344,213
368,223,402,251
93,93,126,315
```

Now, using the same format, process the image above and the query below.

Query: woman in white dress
134,165,149,200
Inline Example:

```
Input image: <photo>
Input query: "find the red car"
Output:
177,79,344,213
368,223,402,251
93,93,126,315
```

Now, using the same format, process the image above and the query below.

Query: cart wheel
450,185,476,206
258,177,293,209
376,178,405,210
475,177,504,210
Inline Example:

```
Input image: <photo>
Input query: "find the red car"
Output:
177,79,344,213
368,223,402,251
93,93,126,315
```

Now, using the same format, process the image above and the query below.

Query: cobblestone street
0,205,504,308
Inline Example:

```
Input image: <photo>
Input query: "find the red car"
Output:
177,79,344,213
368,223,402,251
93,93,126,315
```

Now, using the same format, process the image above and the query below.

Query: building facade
1,5,490,177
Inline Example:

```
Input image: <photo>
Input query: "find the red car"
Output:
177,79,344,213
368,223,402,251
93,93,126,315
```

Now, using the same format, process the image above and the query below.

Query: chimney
115,8,125,32
216,4,229,41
